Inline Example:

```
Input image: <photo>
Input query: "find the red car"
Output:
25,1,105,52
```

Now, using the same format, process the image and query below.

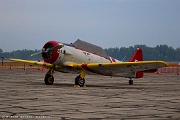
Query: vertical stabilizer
129,48,144,78
128,48,143,62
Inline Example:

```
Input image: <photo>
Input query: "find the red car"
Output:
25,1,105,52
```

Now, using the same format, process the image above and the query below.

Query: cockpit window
73,39,108,58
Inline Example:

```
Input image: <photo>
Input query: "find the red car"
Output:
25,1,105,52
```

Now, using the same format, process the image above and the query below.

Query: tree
0,48,3,53
104,45,180,61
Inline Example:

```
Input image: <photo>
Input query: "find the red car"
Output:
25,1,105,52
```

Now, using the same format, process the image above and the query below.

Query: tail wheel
129,79,133,85
75,75,85,87
44,75,54,85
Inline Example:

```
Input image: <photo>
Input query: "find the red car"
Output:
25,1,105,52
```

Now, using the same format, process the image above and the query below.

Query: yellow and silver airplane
8,39,169,87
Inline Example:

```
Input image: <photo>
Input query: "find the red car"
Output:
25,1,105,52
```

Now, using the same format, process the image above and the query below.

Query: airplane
8,39,169,87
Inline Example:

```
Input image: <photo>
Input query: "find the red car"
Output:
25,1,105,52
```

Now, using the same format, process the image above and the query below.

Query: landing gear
44,68,54,85
74,69,86,87
75,75,85,87
44,74,54,85
129,79,133,85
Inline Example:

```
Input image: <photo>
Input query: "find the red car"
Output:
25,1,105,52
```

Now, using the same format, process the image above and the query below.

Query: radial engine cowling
42,41,60,64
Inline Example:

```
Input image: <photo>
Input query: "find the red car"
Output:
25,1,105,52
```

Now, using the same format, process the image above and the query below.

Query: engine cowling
42,41,60,64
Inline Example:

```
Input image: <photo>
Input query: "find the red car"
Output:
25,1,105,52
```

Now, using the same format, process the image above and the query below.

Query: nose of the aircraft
42,41,60,64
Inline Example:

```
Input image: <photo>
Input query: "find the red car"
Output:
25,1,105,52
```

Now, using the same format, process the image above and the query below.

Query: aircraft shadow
52,83,143,90
27,80,145,90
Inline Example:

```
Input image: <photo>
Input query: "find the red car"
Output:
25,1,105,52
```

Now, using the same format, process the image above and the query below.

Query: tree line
104,45,180,62
0,44,180,61
0,49,42,60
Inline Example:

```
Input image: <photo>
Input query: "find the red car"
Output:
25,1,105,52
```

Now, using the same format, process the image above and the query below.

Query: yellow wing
8,58,72,71
8,58,54,68
71,61,169,77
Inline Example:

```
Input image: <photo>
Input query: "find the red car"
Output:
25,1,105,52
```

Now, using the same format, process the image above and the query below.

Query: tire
44,75,54,85
129,80,133,85
75,75,85,87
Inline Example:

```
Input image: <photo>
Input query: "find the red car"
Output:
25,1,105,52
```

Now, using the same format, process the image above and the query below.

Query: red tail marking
129,48,144,78
128,48,143,62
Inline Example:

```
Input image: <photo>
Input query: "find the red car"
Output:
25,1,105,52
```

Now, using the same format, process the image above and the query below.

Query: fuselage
41,40,119,73
55,44,118,64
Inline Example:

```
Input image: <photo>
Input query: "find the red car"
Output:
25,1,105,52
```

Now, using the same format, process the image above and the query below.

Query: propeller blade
30,51,42,57
30,44,64,57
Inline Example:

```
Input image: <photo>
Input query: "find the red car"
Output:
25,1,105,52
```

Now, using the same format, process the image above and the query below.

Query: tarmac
0,70,180,120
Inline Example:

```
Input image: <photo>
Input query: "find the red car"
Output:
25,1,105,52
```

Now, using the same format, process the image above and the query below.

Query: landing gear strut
44,68,54,85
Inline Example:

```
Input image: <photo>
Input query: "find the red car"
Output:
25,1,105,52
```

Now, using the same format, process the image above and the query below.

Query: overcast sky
0,0,180,52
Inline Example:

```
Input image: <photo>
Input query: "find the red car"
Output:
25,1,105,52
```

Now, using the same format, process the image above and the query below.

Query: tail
128,48,144,78
128,48,143,62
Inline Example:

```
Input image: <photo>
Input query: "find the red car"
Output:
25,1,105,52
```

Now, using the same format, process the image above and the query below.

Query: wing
8,58,54,68
72,61,169,78
8,58,77,71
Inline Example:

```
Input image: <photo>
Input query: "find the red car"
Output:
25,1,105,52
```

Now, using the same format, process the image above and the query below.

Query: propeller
30,51,42,57
30,44,64,57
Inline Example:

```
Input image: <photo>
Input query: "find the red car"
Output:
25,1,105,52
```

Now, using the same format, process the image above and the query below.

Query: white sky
0,0,180,52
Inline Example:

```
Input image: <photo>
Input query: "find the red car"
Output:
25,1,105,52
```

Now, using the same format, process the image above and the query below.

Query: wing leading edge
72,61,169,77
8,58,54,68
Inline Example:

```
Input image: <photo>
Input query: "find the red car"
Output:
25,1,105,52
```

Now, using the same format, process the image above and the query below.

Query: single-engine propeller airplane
8,39,169,87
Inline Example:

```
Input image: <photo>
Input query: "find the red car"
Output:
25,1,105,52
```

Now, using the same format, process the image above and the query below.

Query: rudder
128,48,143,62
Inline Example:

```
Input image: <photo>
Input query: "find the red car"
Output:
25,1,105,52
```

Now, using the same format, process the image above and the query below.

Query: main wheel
129,80,133,85
75,75,85,87
44,74,54,85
